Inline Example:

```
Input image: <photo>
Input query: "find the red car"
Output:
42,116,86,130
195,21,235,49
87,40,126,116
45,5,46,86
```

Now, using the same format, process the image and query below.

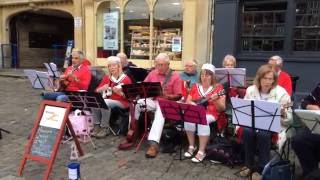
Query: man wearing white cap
119,53,183,157
183,63,226,163
92,56,132,138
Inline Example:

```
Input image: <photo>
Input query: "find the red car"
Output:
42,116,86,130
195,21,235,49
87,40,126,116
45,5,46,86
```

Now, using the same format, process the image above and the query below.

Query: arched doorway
8,9,74,68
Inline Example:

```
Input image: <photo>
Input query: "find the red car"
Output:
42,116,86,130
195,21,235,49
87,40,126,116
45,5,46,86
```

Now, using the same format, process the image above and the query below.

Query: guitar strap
163,69,173,88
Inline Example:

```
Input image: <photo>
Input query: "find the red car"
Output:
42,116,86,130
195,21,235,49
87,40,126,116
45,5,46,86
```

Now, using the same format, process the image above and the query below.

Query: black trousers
292,132,320,177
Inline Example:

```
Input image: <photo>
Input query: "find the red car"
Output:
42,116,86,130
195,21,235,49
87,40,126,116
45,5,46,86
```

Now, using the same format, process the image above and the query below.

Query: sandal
184,146,196,158
191,151,206,163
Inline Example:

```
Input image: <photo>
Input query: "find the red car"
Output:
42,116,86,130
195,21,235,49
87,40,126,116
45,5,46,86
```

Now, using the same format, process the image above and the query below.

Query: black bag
160,128,179,153
206,136,242,167
261,139,294,180
261,156,294,180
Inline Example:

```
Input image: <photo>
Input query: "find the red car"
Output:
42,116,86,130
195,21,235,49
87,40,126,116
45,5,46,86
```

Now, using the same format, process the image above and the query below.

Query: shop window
240,2,287,52
154,0,183,61
96,1,120,58
294,0,320,51
124,0,150,60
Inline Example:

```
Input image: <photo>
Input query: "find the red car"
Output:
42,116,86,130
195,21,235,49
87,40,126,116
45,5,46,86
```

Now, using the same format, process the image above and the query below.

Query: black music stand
294,109,320,133
215,68,246,88
122,82,163,152
64,91,109,148
158,99,207,160
24,70,54,90
230,97,281,176
65,91,108,111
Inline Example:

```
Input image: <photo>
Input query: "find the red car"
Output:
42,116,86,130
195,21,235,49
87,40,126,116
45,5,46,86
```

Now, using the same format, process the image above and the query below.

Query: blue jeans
43,92,68,102
243,127,272,172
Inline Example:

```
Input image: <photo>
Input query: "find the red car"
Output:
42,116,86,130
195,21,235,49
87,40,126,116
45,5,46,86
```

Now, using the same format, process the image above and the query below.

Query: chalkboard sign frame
18,100,83,180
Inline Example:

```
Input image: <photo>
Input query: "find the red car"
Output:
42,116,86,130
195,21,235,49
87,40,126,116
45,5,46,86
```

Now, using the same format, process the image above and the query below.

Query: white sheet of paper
36,71,54,91
44,62,60,77
40,105,67,129
24,69,43,89
215,68,246,87
231,97,281,133
294,109,320,134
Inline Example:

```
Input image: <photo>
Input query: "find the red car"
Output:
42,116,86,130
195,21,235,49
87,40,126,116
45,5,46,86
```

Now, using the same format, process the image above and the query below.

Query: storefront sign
103,11,119,50
172,36,182,52
74,17,82,28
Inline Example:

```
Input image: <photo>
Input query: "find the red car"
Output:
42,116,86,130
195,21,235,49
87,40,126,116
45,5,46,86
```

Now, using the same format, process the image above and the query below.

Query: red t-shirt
64,64,92,91
278,71,292,96
96,74,132,107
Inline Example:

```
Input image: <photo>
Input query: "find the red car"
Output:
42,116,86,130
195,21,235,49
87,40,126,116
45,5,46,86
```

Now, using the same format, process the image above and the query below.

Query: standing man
43,50,92,101
118,53,183,156
268,55,292,96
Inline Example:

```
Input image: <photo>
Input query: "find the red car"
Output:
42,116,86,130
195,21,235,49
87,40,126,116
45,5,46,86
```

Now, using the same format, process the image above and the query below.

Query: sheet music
24,69,43,89
44,62,60,77
294,109,320,134
36,71,54,91
215,68,246,87
231,97,281,133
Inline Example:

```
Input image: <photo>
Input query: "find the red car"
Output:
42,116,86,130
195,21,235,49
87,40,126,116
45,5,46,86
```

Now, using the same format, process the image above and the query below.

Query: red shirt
189,83,224,120
96,74,132,107
144,69,182,96
278,71,292,96
64,64,92,91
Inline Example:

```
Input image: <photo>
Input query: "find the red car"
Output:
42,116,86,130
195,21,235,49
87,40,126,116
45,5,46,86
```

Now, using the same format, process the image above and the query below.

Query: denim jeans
243,127,272,172
43,92,68,102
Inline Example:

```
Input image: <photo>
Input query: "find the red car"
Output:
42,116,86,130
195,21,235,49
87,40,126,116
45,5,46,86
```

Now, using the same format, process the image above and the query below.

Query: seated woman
222,54,237,68
240,64,292,179
91,56,132,138
183,64,226,163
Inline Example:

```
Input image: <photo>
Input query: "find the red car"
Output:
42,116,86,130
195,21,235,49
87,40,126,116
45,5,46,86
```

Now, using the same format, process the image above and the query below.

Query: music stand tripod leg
0,128,10,139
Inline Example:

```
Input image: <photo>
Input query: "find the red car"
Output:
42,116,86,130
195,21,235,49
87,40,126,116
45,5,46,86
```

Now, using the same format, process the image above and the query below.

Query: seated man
43,49,92,101
118,53,183,158
292,83,320,178
180,59,198,101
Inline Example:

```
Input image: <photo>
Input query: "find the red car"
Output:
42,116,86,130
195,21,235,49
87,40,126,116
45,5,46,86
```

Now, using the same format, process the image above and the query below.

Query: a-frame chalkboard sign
18,100,84,180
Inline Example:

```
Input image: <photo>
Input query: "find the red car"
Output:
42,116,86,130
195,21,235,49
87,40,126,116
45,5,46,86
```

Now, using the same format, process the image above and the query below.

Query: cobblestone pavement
1,74,303,180
0,76,245,180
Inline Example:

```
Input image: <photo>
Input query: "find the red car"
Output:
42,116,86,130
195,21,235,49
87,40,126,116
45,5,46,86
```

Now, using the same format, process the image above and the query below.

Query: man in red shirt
118,53,183,158
268,55,292,96
43,50,92,101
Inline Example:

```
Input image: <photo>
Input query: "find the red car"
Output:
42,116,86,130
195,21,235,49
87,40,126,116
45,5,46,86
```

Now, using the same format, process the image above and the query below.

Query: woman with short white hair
91,56,132,138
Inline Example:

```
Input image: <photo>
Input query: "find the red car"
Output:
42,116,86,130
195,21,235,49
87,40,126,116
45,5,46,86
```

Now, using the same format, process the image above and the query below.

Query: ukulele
193,89,226,107
57,64,80,91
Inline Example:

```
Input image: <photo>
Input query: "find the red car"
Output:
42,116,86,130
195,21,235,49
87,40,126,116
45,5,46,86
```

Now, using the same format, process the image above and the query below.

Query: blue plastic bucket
67,162,80,180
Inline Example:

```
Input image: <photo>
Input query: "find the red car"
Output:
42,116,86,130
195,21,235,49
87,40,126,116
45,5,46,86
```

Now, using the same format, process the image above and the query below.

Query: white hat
107,56,121,64
201,63,215,74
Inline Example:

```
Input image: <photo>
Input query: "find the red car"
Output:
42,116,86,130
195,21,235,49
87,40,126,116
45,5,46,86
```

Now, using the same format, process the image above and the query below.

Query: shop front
213,0,320,97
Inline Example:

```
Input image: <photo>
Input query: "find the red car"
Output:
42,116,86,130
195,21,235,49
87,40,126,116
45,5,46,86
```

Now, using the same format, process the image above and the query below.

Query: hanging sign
172,36,182,52
103,11,119,50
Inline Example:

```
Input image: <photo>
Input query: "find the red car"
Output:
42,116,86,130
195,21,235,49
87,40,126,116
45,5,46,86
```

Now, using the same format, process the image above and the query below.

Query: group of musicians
43,48,319,180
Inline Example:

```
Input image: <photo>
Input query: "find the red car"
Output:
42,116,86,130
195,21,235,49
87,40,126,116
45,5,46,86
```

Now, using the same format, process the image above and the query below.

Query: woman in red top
184,64,226,163
91,56,132,138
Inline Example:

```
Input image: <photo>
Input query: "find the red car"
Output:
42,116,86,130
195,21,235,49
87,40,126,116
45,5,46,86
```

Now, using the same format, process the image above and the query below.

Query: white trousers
134,98,164,143
184,114,216,136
